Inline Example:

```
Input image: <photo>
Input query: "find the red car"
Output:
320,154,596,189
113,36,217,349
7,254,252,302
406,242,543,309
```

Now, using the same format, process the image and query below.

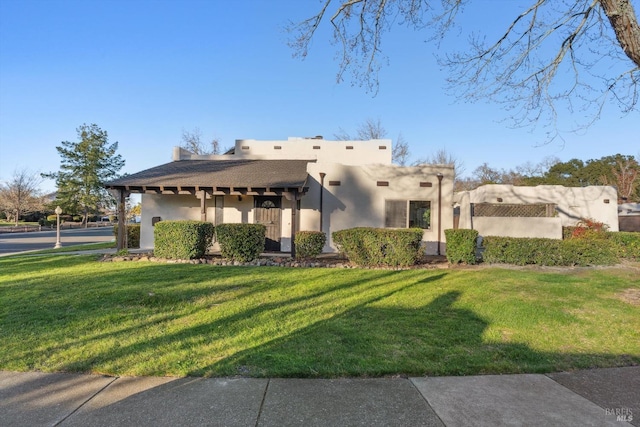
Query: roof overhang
105,159,312,196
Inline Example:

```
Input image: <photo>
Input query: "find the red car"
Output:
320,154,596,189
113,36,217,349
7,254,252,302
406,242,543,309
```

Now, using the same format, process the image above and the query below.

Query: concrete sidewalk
1,367,637,426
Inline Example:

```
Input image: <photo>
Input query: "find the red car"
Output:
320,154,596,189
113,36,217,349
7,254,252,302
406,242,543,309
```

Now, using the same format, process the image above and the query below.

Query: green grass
15,241,116,256
1,255,638,378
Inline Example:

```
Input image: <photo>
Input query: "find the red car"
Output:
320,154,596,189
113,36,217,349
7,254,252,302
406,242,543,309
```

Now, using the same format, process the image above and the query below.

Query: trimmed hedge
215,223,266,262
481,236,618,266
608,232,640,261
113,224,141,248
154,220,214,259
332,227,423,267
295,231,326,259
444,229,479,264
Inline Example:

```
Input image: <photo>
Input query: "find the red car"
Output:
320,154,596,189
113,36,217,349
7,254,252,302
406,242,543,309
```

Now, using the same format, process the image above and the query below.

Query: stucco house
106,137,454,255
455,184,620,239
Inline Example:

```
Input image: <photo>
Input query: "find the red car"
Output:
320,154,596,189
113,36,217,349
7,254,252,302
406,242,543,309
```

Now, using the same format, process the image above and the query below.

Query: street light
54,206,62,249
436,173,444,256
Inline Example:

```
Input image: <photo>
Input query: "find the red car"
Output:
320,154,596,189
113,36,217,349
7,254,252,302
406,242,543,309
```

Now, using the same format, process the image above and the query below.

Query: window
385,200,431,229
409,201,431,229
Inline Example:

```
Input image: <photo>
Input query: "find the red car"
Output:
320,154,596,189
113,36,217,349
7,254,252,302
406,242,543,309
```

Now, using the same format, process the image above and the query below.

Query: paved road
0,227,115,256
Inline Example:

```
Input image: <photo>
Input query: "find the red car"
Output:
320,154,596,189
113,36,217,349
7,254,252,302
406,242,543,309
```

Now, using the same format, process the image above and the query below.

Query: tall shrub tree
43,124,125,226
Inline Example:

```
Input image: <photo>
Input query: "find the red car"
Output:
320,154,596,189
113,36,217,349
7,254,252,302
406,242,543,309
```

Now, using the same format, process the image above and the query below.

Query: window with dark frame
385,200,431,229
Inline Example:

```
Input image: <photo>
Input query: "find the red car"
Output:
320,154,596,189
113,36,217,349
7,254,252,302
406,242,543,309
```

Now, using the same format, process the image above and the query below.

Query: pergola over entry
105,159,312,256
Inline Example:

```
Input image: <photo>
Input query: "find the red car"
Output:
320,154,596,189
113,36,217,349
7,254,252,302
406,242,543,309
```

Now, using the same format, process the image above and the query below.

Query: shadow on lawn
3,257,638,378
38,268,423,374
199,287,638,378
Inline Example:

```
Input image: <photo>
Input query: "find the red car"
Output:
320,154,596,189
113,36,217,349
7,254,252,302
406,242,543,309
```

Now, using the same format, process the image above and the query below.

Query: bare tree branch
289,0,640,137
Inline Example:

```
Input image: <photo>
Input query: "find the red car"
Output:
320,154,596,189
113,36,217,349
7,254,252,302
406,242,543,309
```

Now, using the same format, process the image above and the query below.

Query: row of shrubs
151,221,420,266
444,228,640,267
152,221,328,261
150,220,639,267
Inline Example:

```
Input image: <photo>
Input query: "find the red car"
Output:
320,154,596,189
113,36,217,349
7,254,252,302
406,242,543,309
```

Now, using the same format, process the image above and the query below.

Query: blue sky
1,0,638,194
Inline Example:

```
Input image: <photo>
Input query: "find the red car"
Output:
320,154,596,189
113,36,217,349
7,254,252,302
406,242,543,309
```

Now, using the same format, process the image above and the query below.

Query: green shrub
295,231,326,259
482,236,618,266
113,224,141,248
154,221,214,259
562,227,576,240
444,229,479,264
215,223,266,262
332,227,423,267
560,238,617,266
607,232,640,261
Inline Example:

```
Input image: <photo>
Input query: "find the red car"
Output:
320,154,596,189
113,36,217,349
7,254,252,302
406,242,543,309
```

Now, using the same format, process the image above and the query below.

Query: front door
254,196,281,251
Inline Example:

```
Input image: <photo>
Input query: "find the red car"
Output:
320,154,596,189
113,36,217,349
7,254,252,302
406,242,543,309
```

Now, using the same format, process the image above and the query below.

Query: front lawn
1,255,638,378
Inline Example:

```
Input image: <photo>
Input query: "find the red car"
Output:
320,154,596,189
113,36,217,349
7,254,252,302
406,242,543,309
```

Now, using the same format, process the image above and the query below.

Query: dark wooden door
254,196,281,251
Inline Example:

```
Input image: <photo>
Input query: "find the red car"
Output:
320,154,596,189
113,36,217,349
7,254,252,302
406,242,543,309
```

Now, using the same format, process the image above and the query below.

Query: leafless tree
288,1,640,137
181,127,221,155
413,147,466,184
515,156,561,177
334,117,411,164
392,133,411,165
601,156,640,201
334,117,388,139
0,169,46,225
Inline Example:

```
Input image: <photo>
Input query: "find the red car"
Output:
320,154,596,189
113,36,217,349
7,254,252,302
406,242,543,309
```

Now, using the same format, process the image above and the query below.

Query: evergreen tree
43,124,125,225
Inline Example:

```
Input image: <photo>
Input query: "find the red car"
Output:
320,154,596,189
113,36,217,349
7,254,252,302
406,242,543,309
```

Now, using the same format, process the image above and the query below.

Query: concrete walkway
1,367,637,426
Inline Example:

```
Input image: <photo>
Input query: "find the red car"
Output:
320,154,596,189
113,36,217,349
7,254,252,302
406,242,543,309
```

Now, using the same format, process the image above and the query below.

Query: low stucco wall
472,217,562,239
455,184,619,238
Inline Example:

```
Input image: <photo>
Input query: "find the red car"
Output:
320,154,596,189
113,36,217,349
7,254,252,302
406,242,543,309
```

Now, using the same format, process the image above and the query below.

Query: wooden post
117,189,127,251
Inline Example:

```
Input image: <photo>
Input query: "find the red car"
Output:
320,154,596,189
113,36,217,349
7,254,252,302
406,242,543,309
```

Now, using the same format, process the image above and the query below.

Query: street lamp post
436,173,444,256
54,206,62,249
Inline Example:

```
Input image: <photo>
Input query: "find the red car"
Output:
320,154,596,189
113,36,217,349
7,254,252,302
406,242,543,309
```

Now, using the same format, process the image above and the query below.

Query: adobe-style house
106,137,454,255
454,184,620,239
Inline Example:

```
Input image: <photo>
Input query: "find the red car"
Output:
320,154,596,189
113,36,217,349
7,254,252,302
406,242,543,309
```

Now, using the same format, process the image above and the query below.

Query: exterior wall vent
420,182,433,187
377,181,389,186
241,146,250,150
274,146,282,150
313,145,321,150
378,145,387,150
346,146,354,150
329,181,341,186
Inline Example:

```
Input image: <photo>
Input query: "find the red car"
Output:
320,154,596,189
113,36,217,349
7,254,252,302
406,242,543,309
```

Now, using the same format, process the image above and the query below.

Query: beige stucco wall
173,137,393,165
140,162,455,255
455,184,619,239
472,217,562,239
302,162,454,254
145,141,453,254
